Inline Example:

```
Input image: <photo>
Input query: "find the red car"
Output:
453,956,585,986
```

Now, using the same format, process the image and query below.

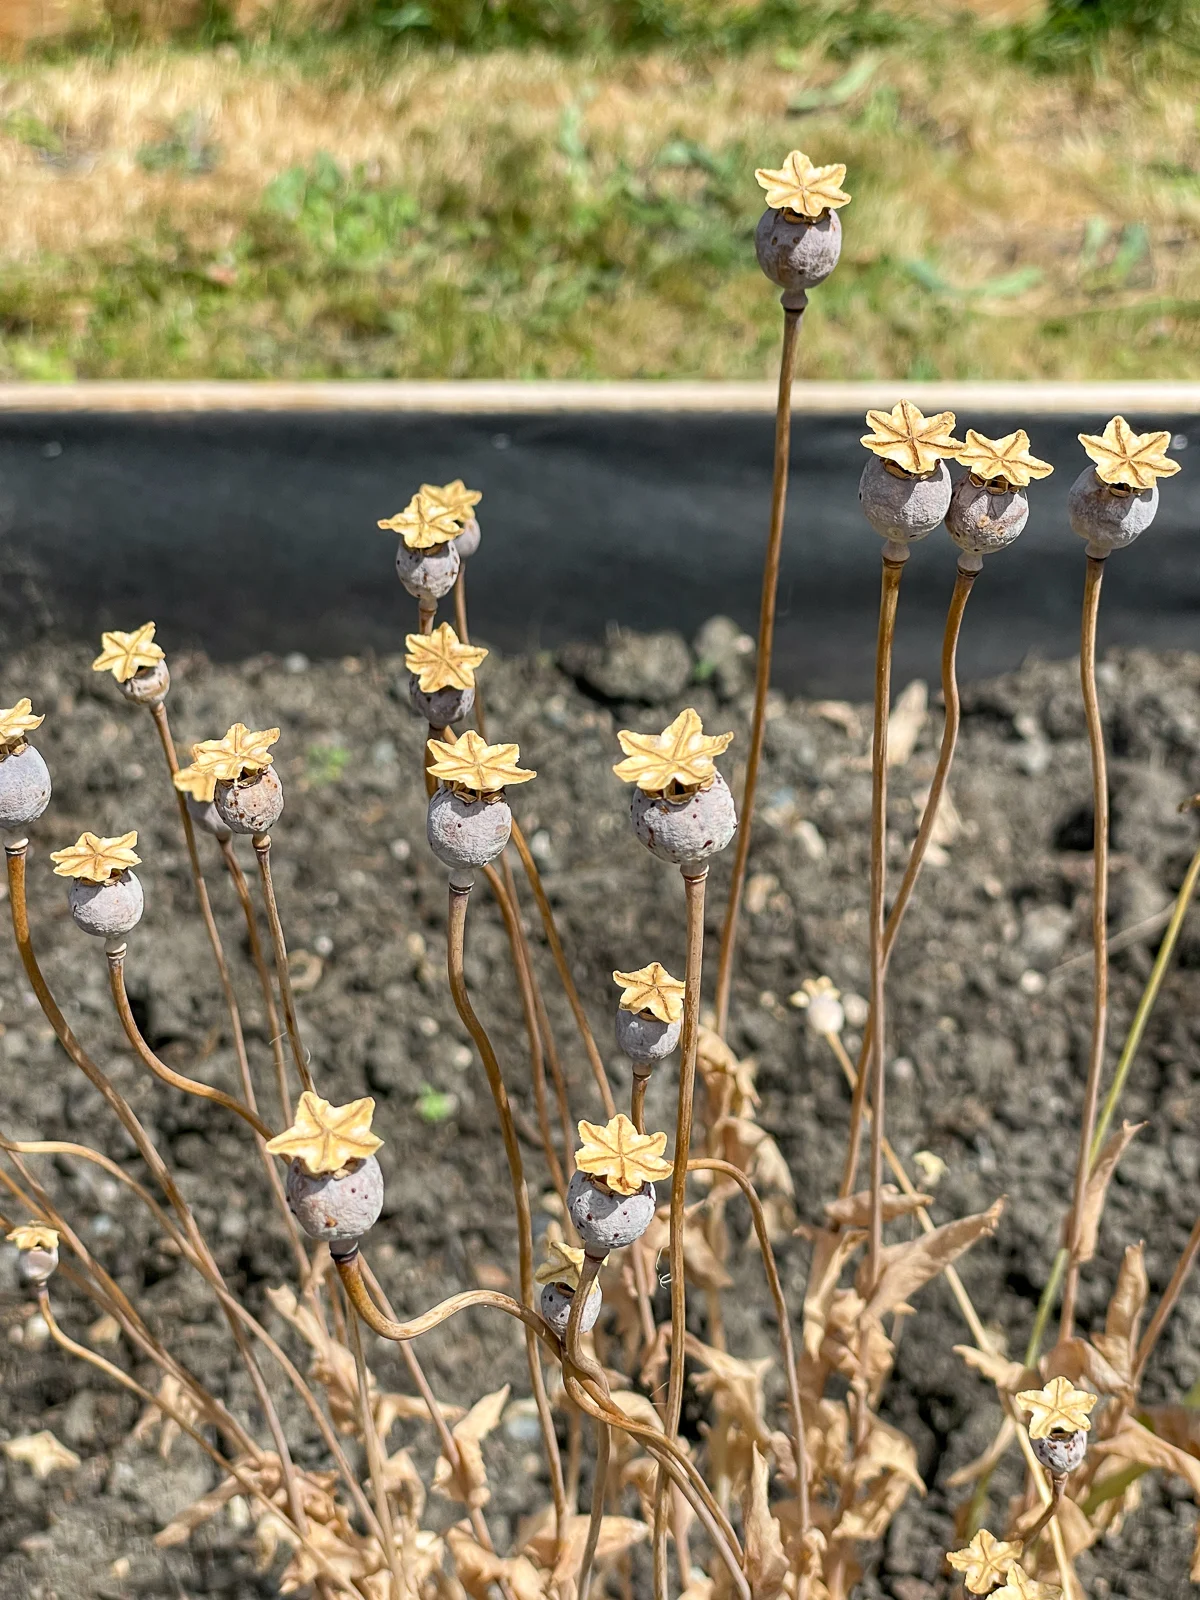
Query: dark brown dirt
1,627,1199,1600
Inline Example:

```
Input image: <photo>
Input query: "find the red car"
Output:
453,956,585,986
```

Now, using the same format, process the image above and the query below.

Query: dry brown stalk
251,831,316,1094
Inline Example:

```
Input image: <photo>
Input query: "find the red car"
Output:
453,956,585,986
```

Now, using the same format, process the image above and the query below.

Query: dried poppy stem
446,878,568,1539
1133,1214,1200,1386
713,304,804,1039
252,832,316,1094
346,1298,405,1598
1060,554,1109,1339
566,1254,610,1600
866,557,905,1287
218,835,294,1125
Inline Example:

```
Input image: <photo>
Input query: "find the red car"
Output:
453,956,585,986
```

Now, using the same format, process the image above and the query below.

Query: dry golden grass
0,36,1197,378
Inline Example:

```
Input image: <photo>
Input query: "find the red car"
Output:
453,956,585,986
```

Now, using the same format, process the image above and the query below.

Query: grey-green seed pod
396,540,461,603
1067,467,1158,557
630,772,736,868
17,1244,59,1288
615,1006,681,1065
68,870,144,939
427,786,511,869
755,208,842,296
286,1155,384,1244
1030,1429,1088,1477
409,675,475,729
539,1277,602,1337
0,746,52,831
454,519,481,560
859,455,952,546
566,1168,656,1254
186,793,233,843
215,767,285,836
118,660,171,706
945,474,1029,557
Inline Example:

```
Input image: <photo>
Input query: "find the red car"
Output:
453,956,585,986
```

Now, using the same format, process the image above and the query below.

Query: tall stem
566,1254,609,1600
867,558,905,1286
1134,1214,1200,1385
252,833,315,1095
1060,554,1108,1339
713,301,804,1039
347,1298,404,1599
219,836,294,1125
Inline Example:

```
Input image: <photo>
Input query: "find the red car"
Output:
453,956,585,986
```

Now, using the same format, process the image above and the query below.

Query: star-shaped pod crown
420,479,482,524
1078,415,1181,491
613,708,734,796
426,728,535,798
989,1568,1061,1600
378,492,464,550
50,831,140,883
861,401,964,477
405,623,489,693
535,1239,587,1291
575,1114,673,1197
174,724,280,804
754,151,851,220
947,1529,1023,1595
265,1090,383,1175
613,962,686,1024
954,429,1054,490
7,1225,60,1252
1016,1374,1097,1439
92,623,165,684
0,699,44,755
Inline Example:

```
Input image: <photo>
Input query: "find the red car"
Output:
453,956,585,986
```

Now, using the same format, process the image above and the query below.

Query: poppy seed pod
755,208,842,297
1067,467,1158,557
454,518,481,560
631,772,737,868
285,1155,384,1244
215,766,285,836
1030,1428,1088,1477
396,539,461,603
118,659,171,706
539,1277,602,1337
615,1005,681,1065
946,474,1029,557
186,793,232,843
427,786,511,869
0,746,52,831
859,455,952,546
566,1168,657,1254
68,870,144,939
17,1242,59,1288
409,676,475,729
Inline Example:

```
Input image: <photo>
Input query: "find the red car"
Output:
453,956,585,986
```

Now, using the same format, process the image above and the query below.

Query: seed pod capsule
1030,1428,1088,1477
118,658,171,706
215,766,285,836
567,1169,657,1255
539,1277,602,1337
286,1156,385,1245
69,871,145,939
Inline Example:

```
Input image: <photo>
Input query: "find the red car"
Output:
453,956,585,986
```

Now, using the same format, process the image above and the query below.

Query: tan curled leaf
851,1418,925,1495
447,1526,545,1600
953,1343,1034,1396
800,1226,865,1359
1091,1242,1148,1387
1140,1405,1200,1459
834,1462,915,1542
743,1446,790,1600
433,1384,510,1508
1091,1418,1200,1500
683,1214,734,1290
825,1185,932,1229
1063,1121,1144,1265
1041,1336,1127,1401
863,1198,1004,1317
4,1431,80,1478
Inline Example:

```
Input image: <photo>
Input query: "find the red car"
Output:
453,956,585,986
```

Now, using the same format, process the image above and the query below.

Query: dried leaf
1040,1337,1126,1402
800,1227,865,1359
4,1431,80,1478
945,1415,1019,1489
1091,1242,1148,1388
1063,1122,1144,1266
834,1462,914,1542
954,1343,1034,1396
684,1213,735,1291
862,1198,1004,1317
1091,1418,1200,1501
742,1447,789,1600
825,1185,932,1229
851,1418,925,1496
433,1385,511,1509
887,680,927,767
448,1526,545,1600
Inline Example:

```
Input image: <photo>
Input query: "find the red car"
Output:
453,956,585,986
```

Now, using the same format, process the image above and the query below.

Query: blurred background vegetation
0,0,1196,380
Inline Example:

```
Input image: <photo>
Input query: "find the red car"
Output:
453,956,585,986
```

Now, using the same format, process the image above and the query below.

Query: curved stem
106,947,274,1140
566,1254,609,1600
446,877,567,1540
1061,554,1108,1339
713,301,804,1039
251,833,315,1095
220,836,294,1126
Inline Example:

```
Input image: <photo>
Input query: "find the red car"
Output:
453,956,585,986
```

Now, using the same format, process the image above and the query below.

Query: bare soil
1,628,1199,1600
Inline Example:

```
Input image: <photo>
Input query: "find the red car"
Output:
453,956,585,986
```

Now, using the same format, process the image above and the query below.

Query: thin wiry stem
566,1254,609,1600
219,835,294,1126
1133,1214,1200,1386
1061,553,1109,1339
867,558,905,1287
347,1295,405,1599
251,832,315,1095
713,300,805,1039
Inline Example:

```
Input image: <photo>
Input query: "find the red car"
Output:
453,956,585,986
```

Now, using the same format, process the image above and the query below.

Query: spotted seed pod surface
858,455,952,544
630,771,737,868
1030,1428,1088,1477
118,660,171,706
286,1155,384,1243
615,1006,681,1064
539,1278,602,1336
68,870,145,939
409,676,475,729
215,766,285,836
754,208,842,293
945,475,1029,555
0,746,52,830
1067,466,1159,555
427,786,512,869
395,540,461,602
566,1168,657,1253
454,519,481,560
